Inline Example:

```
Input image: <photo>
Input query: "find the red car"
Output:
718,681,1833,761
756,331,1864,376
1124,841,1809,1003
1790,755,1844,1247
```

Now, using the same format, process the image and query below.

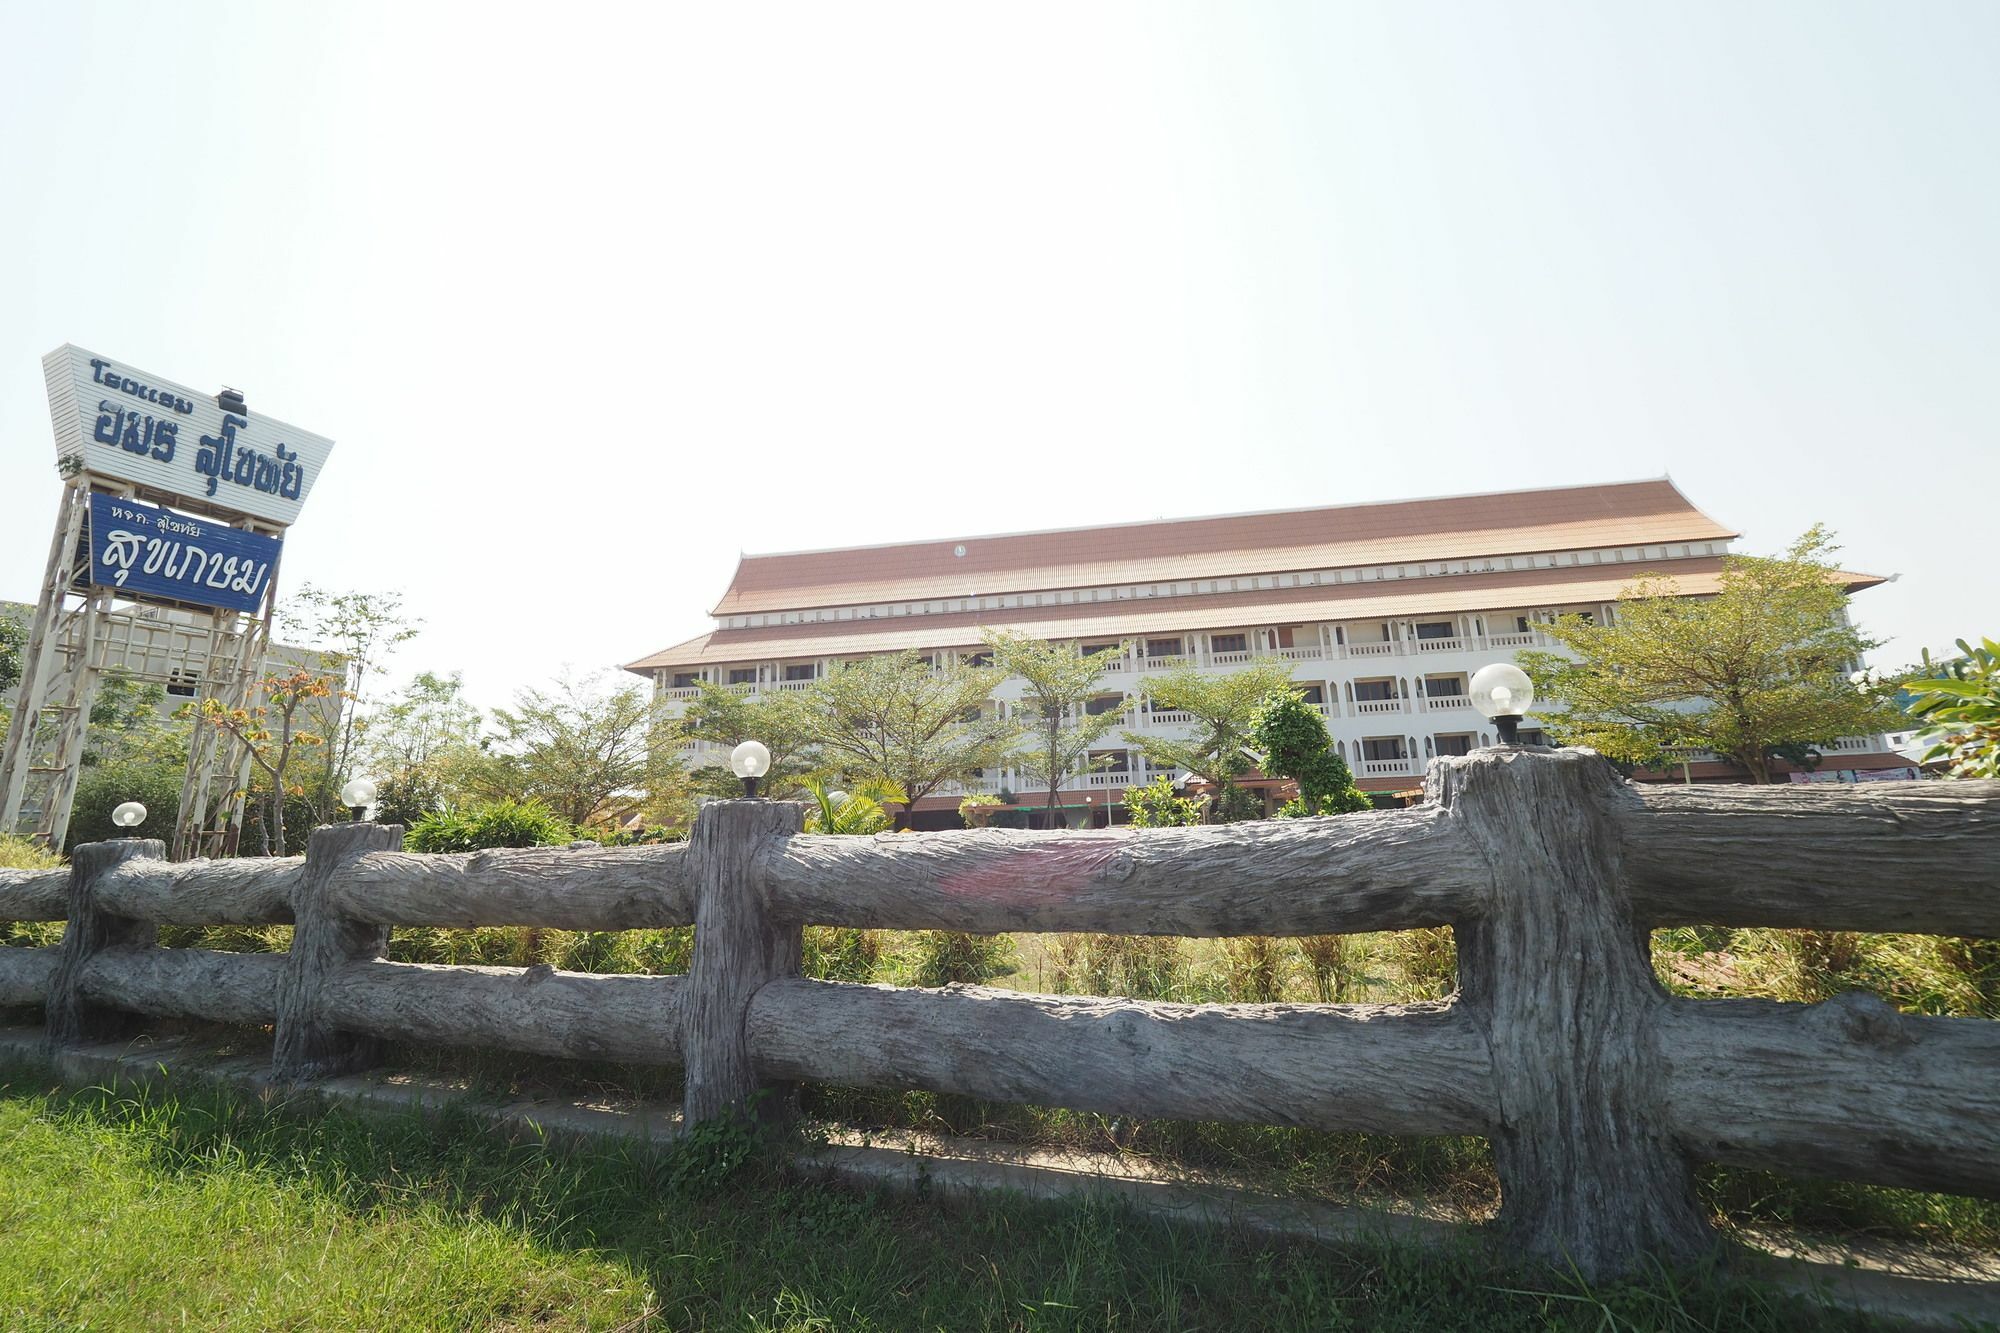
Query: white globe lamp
730,740,771,798
1470,663,1536,745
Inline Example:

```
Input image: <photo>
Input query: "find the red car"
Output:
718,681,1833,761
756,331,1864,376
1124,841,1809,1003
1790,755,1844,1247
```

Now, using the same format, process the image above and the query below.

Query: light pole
1471,662,1536,746
730,740,771,798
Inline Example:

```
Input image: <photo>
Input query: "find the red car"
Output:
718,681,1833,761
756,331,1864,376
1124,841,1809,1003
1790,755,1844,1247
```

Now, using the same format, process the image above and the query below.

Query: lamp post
111,801,147,838
1470,662,1536,746
730,740,771,798
339,777,379,823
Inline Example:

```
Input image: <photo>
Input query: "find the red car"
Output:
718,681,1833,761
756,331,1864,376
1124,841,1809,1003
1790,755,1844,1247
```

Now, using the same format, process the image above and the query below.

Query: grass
0,1060,1903,1332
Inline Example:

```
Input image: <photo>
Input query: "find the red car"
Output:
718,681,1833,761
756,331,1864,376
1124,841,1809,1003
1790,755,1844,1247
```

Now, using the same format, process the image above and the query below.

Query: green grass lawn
0,1061,1901,1332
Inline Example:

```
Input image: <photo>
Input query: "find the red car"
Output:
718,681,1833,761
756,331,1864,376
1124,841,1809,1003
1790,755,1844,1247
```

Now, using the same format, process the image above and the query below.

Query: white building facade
626,480,1902,822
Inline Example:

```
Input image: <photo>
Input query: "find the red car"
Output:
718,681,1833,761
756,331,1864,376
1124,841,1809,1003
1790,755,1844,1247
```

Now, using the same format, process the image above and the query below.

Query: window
1210,634,1247,654
671,672,701,689
1082,642,1118,657
782,664,816,681
166,668,200,698
1518,728,1547,747
964,652,993,668
1084,694,1125,716
1516,616,1532,634
1090,749,1130,773
1353,679,1395,702
1298,685,1324,704
727,668,757,685
1425,676,1465,698
1414,621,1456,640
1363,737,1405,761
1434,734,1474,757
1145,638,1183,659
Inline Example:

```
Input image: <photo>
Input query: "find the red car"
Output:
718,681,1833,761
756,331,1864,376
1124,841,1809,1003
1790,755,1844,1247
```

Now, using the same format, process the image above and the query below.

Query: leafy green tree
283,585,421,808
1122,660,1296,821
983,630,1128,827
1120,774,1205,827
675,682,820,798
360,670,486,821
473,672,673,827
1902,638,2000,779
0,606,25,695
1519,527,1906,783
800,651,1018,829
1250,688,1370,816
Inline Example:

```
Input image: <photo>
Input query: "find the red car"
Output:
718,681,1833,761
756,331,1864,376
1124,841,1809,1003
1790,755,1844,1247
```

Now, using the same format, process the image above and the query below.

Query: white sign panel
43,344,335,527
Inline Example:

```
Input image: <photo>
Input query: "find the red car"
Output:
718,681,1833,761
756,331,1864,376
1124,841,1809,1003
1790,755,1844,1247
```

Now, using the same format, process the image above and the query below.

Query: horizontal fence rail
2,748,1996,1279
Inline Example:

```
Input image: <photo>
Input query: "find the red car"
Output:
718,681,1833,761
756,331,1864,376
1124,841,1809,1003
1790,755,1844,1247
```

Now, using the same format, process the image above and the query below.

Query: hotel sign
43,344,335,527
85,492,281,615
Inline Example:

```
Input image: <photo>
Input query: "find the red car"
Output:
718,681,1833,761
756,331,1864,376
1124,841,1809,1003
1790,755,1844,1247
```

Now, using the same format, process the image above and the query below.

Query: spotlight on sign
1470,663,1536,745
112,801,148,836
730,741,771,798
340,777,379,822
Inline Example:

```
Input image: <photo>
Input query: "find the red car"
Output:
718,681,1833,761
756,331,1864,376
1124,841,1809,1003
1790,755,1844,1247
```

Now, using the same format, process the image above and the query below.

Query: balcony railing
1485,631,1540,648
1143,709,1195,727
1360,757,1413,776
771,679,815,692
1277,645,1325,661
1352,698,1405,715
1415,637,1465,653
1422,695,1472,713
659,686,701,700
1139,655,1189,671
1208,650,1253,666
1345,641,1397,658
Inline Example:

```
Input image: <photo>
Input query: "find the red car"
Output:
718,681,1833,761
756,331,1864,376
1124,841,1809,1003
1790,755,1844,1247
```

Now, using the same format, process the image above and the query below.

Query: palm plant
801,776,908,835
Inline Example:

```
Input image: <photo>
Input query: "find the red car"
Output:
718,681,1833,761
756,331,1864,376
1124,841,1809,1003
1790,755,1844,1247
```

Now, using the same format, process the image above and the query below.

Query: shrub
405,799,574,853
0,835,62,870
1221,936,1288,1002
1384,928,1458,1000
803,927,884,982
66,761,183,850
1120,776,1203,828
1252,689,1370,816
1296,934,1357,1002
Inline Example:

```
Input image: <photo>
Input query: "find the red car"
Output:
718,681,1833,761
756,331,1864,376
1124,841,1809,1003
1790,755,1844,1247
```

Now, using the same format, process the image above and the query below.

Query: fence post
683,798,806,1126
1432,747,1712,1277
274,822,403,1083
46,838,164,1049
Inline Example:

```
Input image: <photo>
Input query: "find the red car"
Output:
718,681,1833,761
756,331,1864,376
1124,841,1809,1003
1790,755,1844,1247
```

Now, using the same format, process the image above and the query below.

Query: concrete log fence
1,747,1996,1279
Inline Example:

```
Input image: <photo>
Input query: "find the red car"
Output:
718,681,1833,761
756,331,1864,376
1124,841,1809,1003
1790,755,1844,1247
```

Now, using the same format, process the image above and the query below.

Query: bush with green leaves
1251,688,1370,817
1901,637,2000,779
66,761,183,850
1119,775,1204,828
404,798,575,853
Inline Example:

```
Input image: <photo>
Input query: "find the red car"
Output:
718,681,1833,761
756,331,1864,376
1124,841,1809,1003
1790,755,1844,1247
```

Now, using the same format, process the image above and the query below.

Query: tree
361,670,487,823
1122,660,1297,821
1250,688,1370,816
1902,638,2000,780
200,668,340,855
283,586,421,807
983,630,1128,827
473,672,674,828
675,682,820,798
799,651,1018,829
1519,527,1906,783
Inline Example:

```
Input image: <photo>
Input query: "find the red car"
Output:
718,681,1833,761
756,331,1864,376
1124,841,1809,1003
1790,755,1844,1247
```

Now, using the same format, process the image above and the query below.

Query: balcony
1360,757,1414,777
1351,698,1406,716
1142,709,1195,727
1421,695,1473,714
1414,636,1466,654
1485,631,1540,648
659,685,701,701
1345,641,1398,659
771,678,815,692
1208,650,1254,667
1139,655,1189,671
1276,645,1324,661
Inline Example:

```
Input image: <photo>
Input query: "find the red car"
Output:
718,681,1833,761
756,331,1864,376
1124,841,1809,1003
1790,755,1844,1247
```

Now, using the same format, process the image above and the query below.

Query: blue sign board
87,492,282,614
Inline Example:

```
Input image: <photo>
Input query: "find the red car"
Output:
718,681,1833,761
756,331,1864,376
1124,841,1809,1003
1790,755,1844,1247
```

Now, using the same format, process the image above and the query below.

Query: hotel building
624,480,1906,825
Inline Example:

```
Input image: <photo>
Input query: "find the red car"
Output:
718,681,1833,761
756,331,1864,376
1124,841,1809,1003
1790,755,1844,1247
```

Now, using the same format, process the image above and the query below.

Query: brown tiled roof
625,558,1887,671
711,479,1737,616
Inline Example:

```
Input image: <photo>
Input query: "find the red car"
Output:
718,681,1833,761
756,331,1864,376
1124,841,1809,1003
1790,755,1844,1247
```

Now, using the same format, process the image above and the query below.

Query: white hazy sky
3,2,1995,710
